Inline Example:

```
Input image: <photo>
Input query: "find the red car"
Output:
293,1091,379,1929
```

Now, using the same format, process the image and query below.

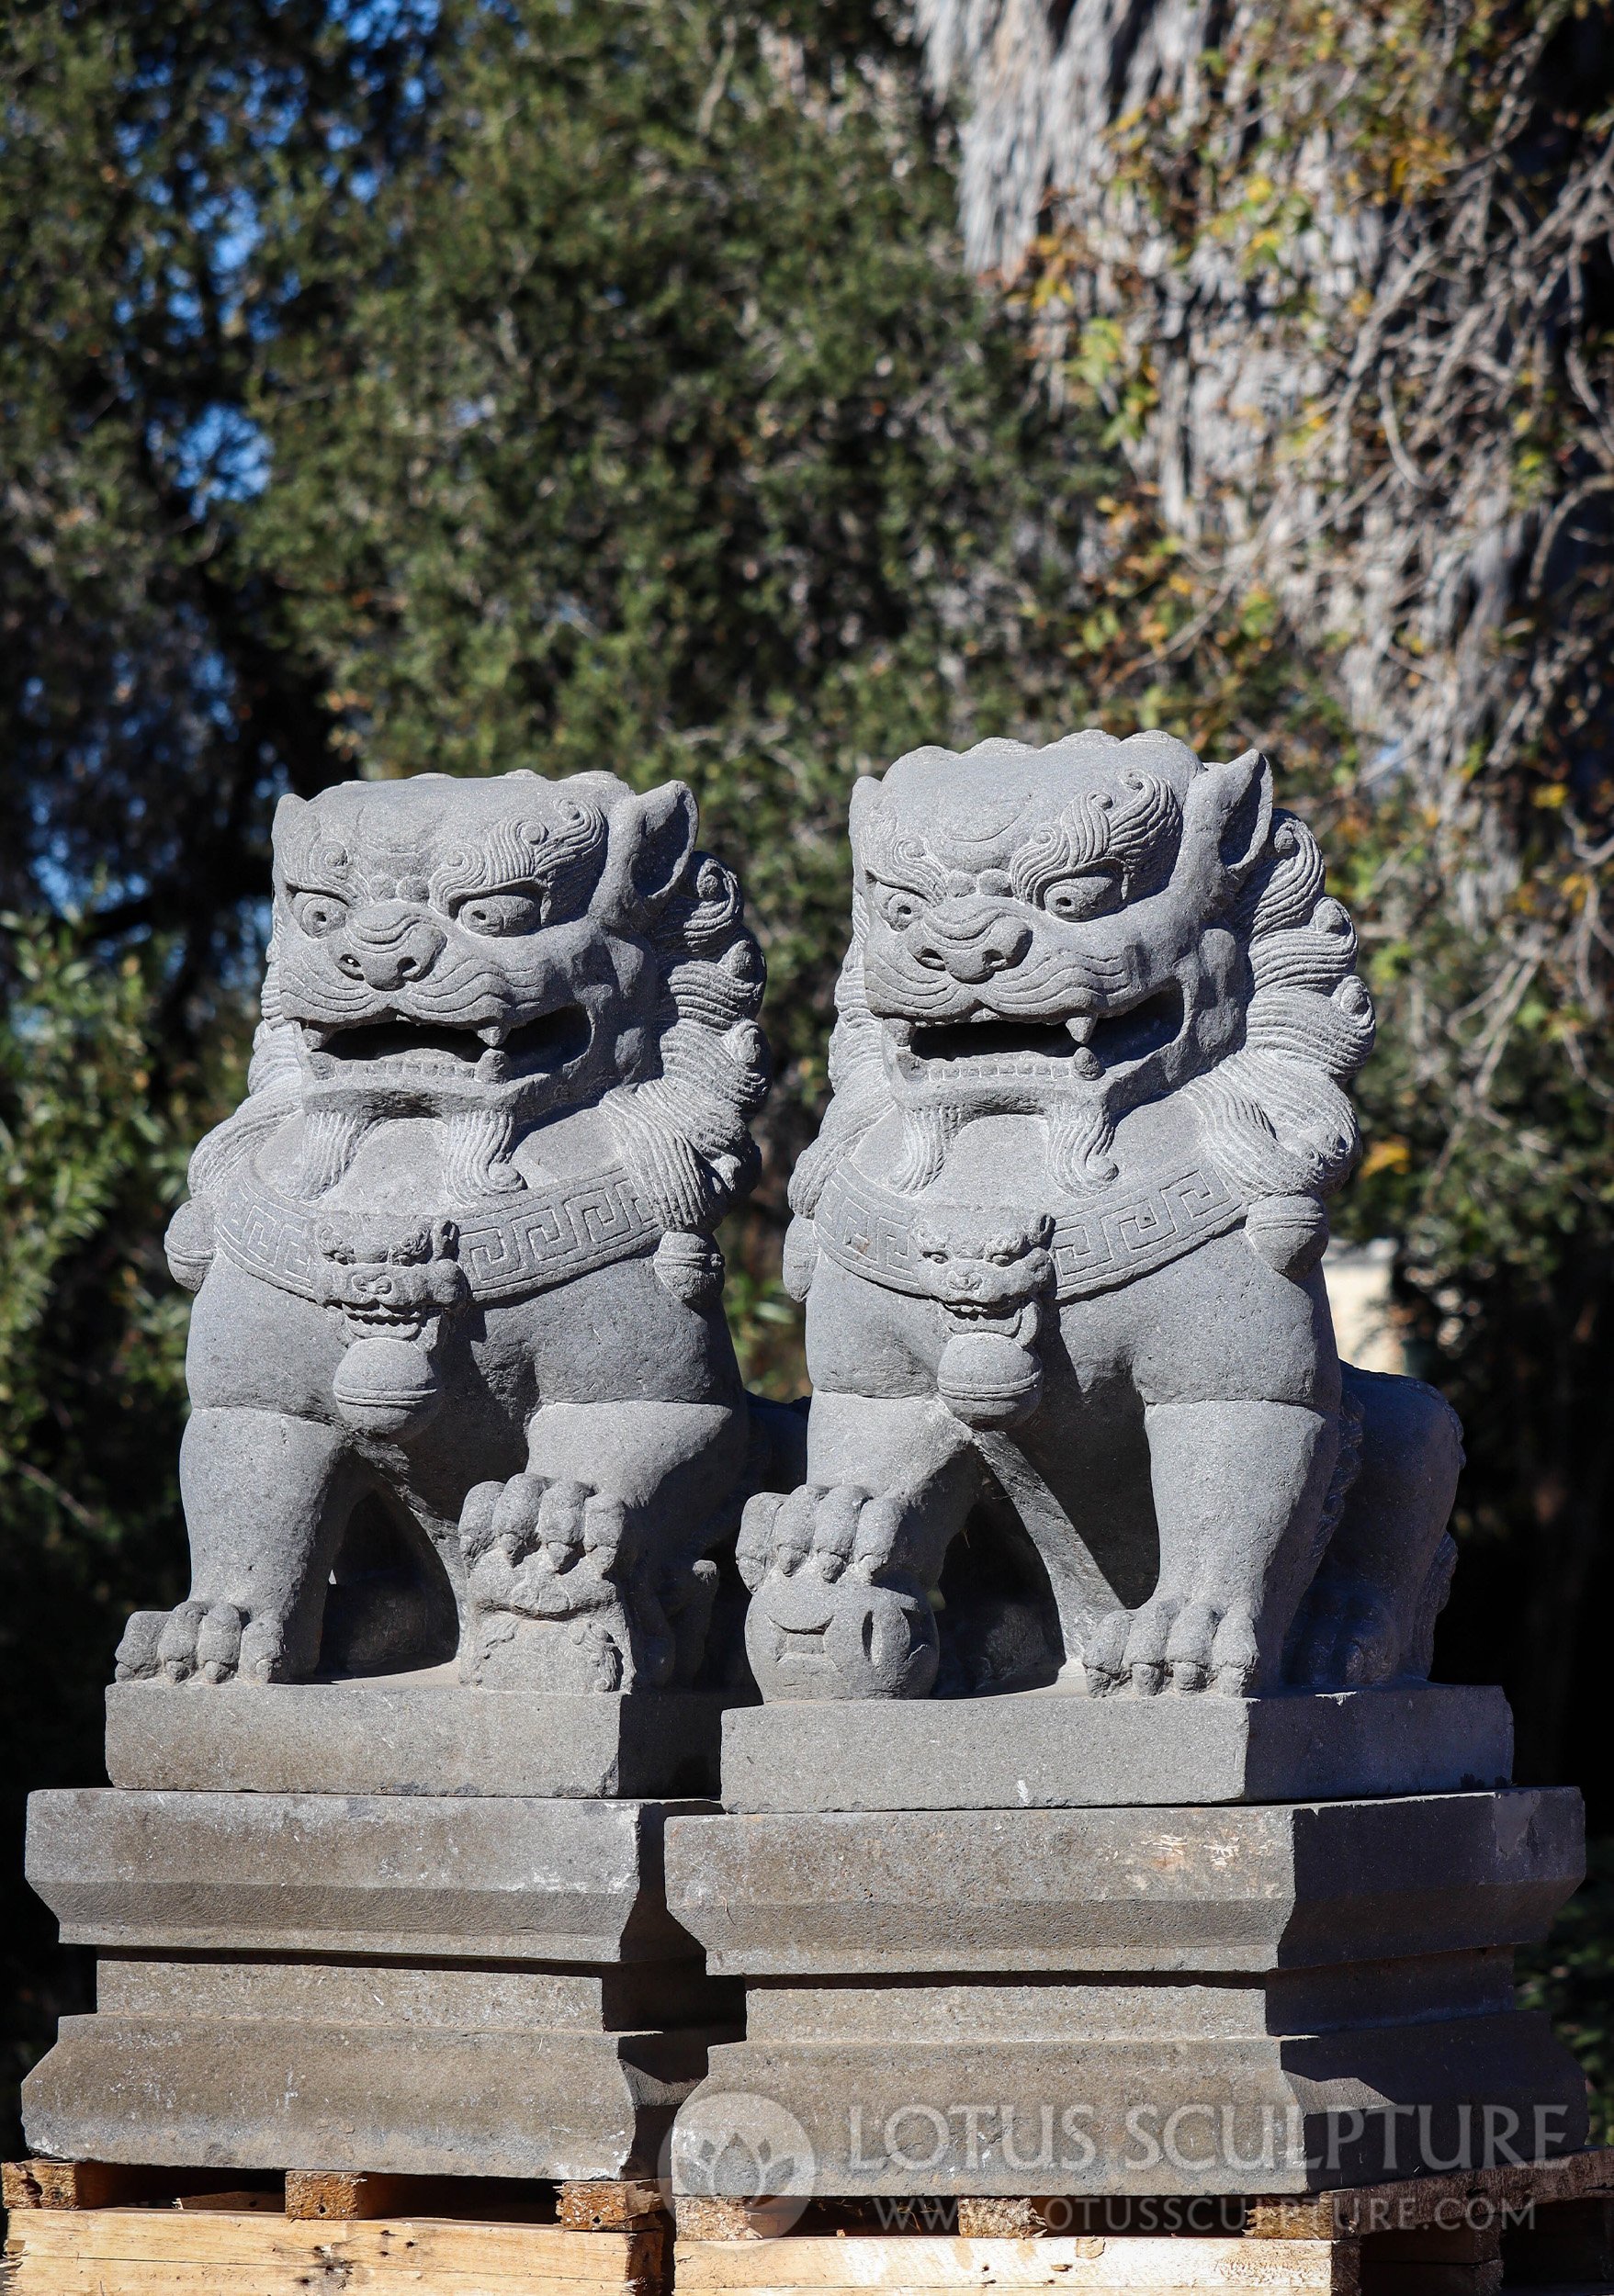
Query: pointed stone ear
847,776,884,875
1188,748,1273,883
270,793,309,886
610,782,698,909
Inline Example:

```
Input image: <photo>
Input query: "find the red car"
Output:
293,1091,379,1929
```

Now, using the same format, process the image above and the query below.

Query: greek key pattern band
213,1162,661,1305
813,1157,1245,1304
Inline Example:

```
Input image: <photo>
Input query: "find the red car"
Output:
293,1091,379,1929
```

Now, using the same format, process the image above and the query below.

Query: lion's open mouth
897,984,1183,1080
303,1006,591,1083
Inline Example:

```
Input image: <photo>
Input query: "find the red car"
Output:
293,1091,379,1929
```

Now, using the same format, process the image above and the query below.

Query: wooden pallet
6,2154,1614,2295
672,2151,1614,2296
1,2164,668,2295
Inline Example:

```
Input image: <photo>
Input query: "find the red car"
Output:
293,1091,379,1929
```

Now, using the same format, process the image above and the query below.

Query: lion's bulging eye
872,884,922,931
452,890,546,936
292,891,348,938
1042,872,1122,922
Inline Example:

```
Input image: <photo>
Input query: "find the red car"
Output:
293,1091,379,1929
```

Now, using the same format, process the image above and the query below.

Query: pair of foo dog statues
118,731,1462,1707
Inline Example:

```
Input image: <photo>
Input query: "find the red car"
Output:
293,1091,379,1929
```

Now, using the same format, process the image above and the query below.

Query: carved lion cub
739,730,1462,1701
118,770,791,1693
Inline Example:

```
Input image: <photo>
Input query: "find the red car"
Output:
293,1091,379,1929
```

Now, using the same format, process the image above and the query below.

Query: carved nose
337,906,446,989
912,905,1033,984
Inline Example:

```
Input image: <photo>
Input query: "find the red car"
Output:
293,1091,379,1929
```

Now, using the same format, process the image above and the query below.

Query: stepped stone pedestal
24,1679,737,2180
664,1688,1588,2200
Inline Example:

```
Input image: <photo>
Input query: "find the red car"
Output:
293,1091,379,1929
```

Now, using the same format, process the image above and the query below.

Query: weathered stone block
24,2014,720,2180
721,1684,1512,1812
24,1786,738,2179
678,2014,1586,2197
105,1676,727,1797
28,1787,704,1962
664,1789,1584,1976
95,1954,736,2032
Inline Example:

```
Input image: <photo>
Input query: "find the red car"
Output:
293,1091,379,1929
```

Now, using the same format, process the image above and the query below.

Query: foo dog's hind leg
116,1408,362,1684
1288,1367,1464,1688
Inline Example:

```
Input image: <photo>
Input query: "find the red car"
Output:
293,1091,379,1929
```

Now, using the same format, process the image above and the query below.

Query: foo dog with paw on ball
741,729,1462,1703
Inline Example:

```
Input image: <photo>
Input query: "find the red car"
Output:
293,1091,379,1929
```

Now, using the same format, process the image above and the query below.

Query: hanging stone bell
936,1329,1045,1429
332,1332,444,1439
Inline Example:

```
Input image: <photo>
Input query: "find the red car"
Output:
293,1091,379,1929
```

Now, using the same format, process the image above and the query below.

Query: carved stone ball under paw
739,1484,939,1701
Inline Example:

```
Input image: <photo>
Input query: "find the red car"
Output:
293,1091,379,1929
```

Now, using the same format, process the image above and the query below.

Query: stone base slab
665,1789,1584,1975
720,1685,1512,1813
25,2014,724,2180
28,1787,706,1962
673,2015,1587,2196
106,1674,728,1798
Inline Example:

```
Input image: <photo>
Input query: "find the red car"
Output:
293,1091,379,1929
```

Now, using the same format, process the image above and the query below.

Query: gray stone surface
113,768,789,1696
96,1955,737,2032
721,1683,1512,1811
739,733,1466,1705
25,2016,721,2180
741,1953,1520,2042
28,1788,706,1962
674,2014,1586,2197
664,1788,1584,1975
106,1674,727,1797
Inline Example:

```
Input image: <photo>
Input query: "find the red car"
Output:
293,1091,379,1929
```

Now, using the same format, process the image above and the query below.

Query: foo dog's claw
457,1479,506,1565
1082,1611,1130,1697
1166,1601,1219,1693
157,1601,210,1683
1210,1607,1259,1695
1123,1597,1177,1696
196,1603,246,1683
536,1478,593,1549
738,1491,786,1590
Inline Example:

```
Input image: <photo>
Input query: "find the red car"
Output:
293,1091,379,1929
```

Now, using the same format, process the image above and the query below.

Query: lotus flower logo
666,2090,816,2233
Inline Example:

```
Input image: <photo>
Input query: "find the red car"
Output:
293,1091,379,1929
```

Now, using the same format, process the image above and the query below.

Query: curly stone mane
788,805,1371,1227
186,849,768,1242
602,850,769,1235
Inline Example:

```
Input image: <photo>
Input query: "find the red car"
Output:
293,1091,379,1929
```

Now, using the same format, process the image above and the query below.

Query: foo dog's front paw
458,1470,637,1693
1082,1596,1258,1698
459,1472,625,1576
739,1484,938,1702
116,1601,288,1685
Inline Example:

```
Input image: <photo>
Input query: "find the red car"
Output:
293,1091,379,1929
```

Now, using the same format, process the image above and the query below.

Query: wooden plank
955,2200,1044,2236
560,2181,669,2232
1247,2147,1614,2241
2,2163,152,2212
6,2208,660,2283
2,2161,280,2213
672,2234,1357,2291
4,2264,655,2295
285,2168,421,2221
673,2199,805,2241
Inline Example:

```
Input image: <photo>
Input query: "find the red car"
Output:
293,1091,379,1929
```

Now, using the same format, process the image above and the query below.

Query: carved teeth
477,1022,511,1048
1066,1016,1097,1045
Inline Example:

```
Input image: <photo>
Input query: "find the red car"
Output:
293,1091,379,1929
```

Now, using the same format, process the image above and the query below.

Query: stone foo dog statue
118,769,799,1693
739,729,1463,1703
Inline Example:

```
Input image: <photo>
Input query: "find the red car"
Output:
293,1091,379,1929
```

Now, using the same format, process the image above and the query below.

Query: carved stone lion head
211,770,769,1223
795,729,1374,1203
